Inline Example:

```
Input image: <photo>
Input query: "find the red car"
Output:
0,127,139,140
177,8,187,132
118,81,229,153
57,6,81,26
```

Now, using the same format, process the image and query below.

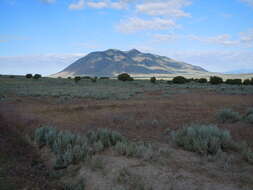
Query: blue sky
0,0,253,75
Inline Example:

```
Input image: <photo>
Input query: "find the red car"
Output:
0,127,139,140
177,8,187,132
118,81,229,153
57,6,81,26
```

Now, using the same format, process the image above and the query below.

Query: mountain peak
56,49,208,77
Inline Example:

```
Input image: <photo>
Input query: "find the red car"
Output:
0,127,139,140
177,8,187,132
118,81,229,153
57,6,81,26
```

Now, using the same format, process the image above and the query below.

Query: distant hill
52,49,208,77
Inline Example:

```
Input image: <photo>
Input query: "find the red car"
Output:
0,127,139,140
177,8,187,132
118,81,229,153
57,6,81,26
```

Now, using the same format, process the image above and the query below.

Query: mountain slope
53,49,208,77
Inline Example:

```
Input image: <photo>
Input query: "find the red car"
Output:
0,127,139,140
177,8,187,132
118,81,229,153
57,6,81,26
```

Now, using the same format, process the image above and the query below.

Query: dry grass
1,85,253,190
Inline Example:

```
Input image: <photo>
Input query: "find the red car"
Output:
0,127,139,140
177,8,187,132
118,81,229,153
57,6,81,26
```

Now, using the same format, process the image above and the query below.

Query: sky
0,0,253,75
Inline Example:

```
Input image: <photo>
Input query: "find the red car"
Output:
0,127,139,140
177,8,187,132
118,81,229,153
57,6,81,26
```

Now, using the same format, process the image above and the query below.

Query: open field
1,76,253,190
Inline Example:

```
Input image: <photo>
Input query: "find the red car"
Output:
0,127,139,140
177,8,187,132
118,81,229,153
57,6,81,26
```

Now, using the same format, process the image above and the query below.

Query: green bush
34,127,91,169
114,141,154,160
82,76,91,79
216,108,241,123
74,76,81,83
225,79,242,85
171,124,234,155
63,179,85,190
198,78,207,83
210,76,223,85
33,74,42,79
90,76,97,83
150,77,156,84
244,108,253,124
99,77,110,80
244,150,253,165
118,73,134,81
86,128,126,148
243,79,251,85
26,74,33,79
172,76,187,84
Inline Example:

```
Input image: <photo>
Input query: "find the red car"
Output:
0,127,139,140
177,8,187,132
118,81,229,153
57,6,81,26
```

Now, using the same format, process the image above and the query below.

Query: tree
26,74,33,79
225,79,242,85
90,76,97,83
209,76,223,85
74,76,81,83
33,74,42,79
150,77,156,84
173,76,187,84
243,79,251,85
198,78,207,83
117,73,133,81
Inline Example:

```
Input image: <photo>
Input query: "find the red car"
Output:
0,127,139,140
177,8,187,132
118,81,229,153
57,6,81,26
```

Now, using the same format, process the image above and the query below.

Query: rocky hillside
53,49,208,77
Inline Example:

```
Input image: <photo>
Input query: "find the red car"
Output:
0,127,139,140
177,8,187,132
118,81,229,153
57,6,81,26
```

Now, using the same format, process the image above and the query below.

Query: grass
1,77,253,101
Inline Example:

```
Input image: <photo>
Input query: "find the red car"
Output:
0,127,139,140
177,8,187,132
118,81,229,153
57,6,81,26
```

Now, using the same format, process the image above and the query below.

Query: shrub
243,79,251,85
245,114,253,124
100,77,110,80
63,179,85,190
114,141,154,160
198,78,207,83
172,76,187,84
244,150,253,165
82,76,91,79
171,124,234,155
90,76,97,83
34,127,92,169
86,128,126,148
118,73,133,81
74,76,81,83
210,76,223,84
150,77,156,84
167,80,173,84
33,74,42,79
244,108,253,124
216,108,241,123
225,79,242,85
67,77,72,80
26,74,33,79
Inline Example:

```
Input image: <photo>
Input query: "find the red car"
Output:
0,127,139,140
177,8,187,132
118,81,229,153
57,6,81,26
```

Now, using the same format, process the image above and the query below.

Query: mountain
52,49,208,77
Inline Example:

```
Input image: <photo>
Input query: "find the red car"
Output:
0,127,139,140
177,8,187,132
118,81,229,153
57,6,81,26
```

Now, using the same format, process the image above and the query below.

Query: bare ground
0,89,253,189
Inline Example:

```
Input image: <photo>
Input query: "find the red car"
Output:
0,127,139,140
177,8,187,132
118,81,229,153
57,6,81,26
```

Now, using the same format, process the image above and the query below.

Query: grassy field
0,76,253,190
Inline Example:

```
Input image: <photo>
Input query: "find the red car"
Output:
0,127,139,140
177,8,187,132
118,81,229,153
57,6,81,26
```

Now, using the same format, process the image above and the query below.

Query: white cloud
86,0,192,33
136,0,191,17
240,29,253,43
87,0,128,9
117,17,177,33
41,0,55,3
188,34,239,46
69,0,85,10
240,0,253,7
153,33,179,41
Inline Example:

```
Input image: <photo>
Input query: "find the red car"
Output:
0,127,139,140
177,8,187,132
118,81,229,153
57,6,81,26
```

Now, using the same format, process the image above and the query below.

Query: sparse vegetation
216,108,241,123
171,124,235,155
